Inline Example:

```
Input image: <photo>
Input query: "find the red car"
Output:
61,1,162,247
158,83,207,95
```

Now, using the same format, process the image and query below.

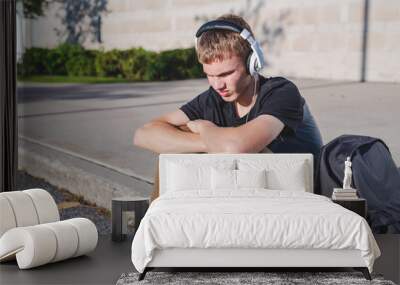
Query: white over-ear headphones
195,19,265,76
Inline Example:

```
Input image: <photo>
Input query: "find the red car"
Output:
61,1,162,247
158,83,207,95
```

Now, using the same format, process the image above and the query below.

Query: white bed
131,154,380,280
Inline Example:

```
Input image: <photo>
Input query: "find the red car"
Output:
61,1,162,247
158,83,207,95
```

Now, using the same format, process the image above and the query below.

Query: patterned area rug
116,271,396,285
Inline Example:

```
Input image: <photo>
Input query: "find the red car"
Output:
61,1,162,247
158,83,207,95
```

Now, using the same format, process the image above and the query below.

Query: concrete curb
18,136,153,210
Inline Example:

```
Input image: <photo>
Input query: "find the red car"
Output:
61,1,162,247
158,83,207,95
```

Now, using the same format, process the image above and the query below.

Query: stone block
370,0,400,22
318,4,341,24
348,2,363,23
126,0,169,11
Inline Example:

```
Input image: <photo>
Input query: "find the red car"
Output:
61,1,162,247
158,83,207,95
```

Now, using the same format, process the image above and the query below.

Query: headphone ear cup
246,52,253,75
248,52,258,76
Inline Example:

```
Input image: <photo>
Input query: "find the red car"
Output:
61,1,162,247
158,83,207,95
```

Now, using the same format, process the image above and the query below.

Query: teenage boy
133,14,323,201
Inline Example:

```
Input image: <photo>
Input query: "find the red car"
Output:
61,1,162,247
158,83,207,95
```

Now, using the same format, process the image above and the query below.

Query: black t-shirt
180,76,322,156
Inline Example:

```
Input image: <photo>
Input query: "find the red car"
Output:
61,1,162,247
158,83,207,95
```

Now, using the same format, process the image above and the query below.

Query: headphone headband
195,19,265,76
195,20,244,38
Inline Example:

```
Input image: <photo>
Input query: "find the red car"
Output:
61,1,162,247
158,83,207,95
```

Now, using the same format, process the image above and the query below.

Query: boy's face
202,55,252,103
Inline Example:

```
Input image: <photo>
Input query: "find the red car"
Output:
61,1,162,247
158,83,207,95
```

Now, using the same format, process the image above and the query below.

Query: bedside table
332,198,367,218
112,197,149,242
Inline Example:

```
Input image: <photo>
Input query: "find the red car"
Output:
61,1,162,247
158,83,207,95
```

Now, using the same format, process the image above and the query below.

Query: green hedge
121,48,157,81
94,49,125,78
18,47,48,77
148,48,203,81
18,44,204,81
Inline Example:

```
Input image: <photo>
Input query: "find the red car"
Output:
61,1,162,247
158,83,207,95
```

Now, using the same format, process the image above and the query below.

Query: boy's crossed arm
133,109,283,154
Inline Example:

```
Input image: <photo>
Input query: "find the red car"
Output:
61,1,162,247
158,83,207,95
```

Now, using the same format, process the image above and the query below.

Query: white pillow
237,169,267,188
211,168,267,190
166,160,235,192
211,168,236,190
267,161,307,191
238,160,308,192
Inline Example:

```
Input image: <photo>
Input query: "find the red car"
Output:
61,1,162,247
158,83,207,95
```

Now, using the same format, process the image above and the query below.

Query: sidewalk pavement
17,78,400,209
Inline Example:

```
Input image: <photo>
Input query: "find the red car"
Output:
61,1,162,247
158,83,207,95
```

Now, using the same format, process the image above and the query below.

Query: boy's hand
186,120,215,134
177,125,191,132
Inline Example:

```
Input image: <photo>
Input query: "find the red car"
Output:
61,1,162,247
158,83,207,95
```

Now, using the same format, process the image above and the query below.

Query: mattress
131,190,380,273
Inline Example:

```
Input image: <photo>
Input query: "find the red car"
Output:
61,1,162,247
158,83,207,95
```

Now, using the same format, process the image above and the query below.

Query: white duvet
131,190,380,273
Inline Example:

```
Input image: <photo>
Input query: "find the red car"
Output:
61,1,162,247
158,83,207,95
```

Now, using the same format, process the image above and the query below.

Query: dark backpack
314,134,400,233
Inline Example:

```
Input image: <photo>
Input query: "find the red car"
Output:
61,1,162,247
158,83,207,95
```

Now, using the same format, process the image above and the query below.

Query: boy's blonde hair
196,14,254,64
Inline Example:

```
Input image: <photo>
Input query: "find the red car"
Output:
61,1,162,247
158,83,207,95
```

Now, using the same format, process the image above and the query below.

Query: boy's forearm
198,124,239,153
134,122,207,154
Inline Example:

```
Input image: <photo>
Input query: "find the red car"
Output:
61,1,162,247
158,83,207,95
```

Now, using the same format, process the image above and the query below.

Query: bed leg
138,268,148,281
354,267,371,280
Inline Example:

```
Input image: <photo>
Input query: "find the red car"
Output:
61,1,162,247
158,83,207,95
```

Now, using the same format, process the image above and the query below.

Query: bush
147,48,204,81
181,48,204,79
95,49,125,77
66,49,97,76
121,48,157,81
18,47,49,77
152,49,190,81
44,44,87,75
44,46,68,75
